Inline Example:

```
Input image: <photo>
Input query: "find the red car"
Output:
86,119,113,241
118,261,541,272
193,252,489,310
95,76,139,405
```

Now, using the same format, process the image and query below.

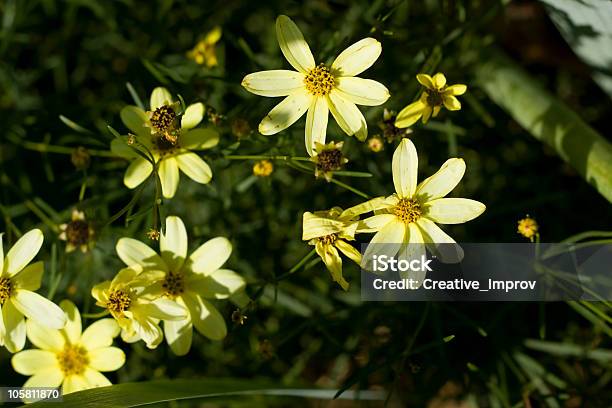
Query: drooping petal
23,367,64,389
315,242,348,290
180,128,220,150
392,138,418,198
189,237,232,275
432,73,447,89
164,311,193,356
13,290,66,329
80,318,120,350
13,261,43,291
301,212,350,241
82,368,112,388
398,223,426,282
258,89,312,135
241,70,305,97
442,95,461,111
159,158,180,198
25,318,65,351
275,15,315,73
150,87,173,110
305,96,329,156
425,198,486,224
334,77,390,106
160,216,188,271
416,74,435,90
12,349,57,375
331,38,382,77
2,300,26,352
60,299,82,344
181,102,205,130
88,347,126,371
184,294,227,340
417,217,464,263
188,269,246,299
415,158,466,201
356,213,396,233
422,105,433,123
4,229,43,277
446,84,467,96
395,100,425,128
361,220,406,271
176,153,212,184
327,90,367,141
120,106,150,136
63,374,91,394
115,238,167,272
130,315,163,349
335,240,362,264
123,157,153,189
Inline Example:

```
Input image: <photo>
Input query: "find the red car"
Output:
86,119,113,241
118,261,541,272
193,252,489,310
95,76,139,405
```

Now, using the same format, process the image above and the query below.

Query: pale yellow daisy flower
395,73,467,128
116,216,246,356
58,209,95,253
0,230,66,353
111,87,220,198
241,15,390,155
358,138,485,277
302,199,385,290
11,300,124,397
91,267,186,349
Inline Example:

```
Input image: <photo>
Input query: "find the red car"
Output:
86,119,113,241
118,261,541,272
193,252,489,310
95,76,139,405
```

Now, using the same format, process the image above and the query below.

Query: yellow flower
187,26,222,68
11,300,124,398
310,141,348,182
115,216,246,355
517,216,538,241
111,87,220,198
0,230,66,353
302,200,384,290
253,160,274,177
58,209,95,253
395,73,467,128
91,267,186,349
358,138,485,278
241,15,390,156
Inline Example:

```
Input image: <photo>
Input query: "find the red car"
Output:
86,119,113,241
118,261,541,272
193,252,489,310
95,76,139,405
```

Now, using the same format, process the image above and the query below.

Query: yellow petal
425,198,486,224
123,157,153,189
357,213,396,233
149,87,173,110
189,237,232,275
88,347,126,372
301,212,348,240
13,261,43,291
327,91,367,141
26,318,65,351
184,294,227,340
23,367,64,390
398,223,426,281
176,152,212,184
120,106,150,136
80,318,120,349
115,238,167,272
395,100,425,128
305,96,329,156
12,349,57,375
416,74,435,89
4,229,43,277
335,240,362,264
181,102,205,130
180,128,219,150
415,158,466,201
160,216,188,271
417,217,464,263
446,84,467,96
432,73,446,89
442,95,461,111
204,26,222,44
63,374,90,394
159,158,180,198
164,313,193,356
422,106,433,123
2,300,26,352
13,290,66,329
60,299,82,344
315,243,348,290
241,70,305,97
341,196,389,219
331,38,382,77
361,220,405,271
188,269,246,299
258,89,312,135
275,15,315,73
82,368,112,388
334,77,390,106
392,138,418,198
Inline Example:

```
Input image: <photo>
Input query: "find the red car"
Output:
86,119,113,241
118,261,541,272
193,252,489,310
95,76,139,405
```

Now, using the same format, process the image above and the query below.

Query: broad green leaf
476,49,612,204
25,378,385,407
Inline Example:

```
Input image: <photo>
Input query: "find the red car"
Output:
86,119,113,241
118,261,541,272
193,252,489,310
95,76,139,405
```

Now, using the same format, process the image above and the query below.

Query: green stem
224,154,310,162
330,178,370,199
82,310,110,319
14,140,116,157
275,249,317,282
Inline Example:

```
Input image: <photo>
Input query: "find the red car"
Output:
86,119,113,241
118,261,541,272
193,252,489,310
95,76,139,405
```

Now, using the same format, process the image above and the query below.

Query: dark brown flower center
150,105,177,133
107,289,132,315
304,64,335,96
65,220,90,246
316,149,344,173
162,271,185,298
425,89,444,106
318,234,338,245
